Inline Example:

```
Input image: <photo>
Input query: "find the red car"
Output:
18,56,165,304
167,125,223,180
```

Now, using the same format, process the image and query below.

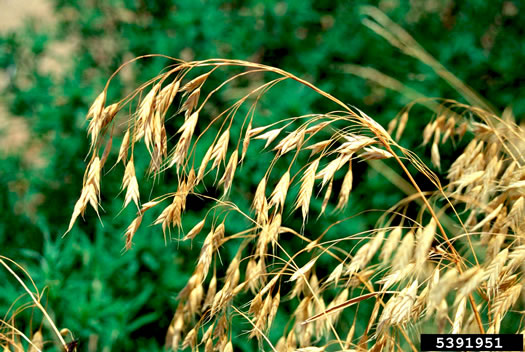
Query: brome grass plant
65,55,524,351
2,6,524,352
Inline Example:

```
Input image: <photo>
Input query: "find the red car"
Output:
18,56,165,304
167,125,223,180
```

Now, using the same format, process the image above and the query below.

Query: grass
2,6,524,352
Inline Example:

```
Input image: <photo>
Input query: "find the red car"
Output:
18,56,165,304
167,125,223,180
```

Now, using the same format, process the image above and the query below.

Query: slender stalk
0,258,68,349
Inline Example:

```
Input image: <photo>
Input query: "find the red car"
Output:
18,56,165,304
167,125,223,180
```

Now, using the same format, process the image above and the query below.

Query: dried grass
59,50,525,351
4,6,519,352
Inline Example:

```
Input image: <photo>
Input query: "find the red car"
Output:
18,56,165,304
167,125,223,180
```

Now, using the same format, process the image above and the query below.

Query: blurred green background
0,0,524,351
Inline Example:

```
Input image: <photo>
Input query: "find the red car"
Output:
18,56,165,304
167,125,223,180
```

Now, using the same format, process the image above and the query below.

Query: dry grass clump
64,53,525,351
60,8,524,352
0,256,75,352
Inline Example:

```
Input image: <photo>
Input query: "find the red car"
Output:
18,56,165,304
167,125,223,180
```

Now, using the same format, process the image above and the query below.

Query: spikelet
66,156,102,233
378,263,415,290
441,116,456,143
203,274,217,310
241,122,254,161
508,196,524,231
169,111,199,169
101,103,118,133
486,248,508,297
422,121,435,146
226,259,241,292
345,243,371,276
274,129,306,156
197,145,214,182
196,224,225,281
451,297,467,333
254,127,284,148
415,219,436,267
267,291,280,332
212,223,225,250
367,230,385,262
302,120,329,135
184,219,205,241
29,330,43,352
456,121,468,139
491,284,522,325
165,303,184,349
306,140,331,156
351,105,389,137
453,170,484,191
289,274,307,301
182,327,197,350
181,71,211,93
507,245,525,273
471,203,503,232
316,154,351,187
377,280,418,334
180,88,201,117
223,341,233,352
335,160,353,210
255,222,270,258
247,125,270,138
326,262,345,285
249,293,273,338
395,110,409,140
245,258,260,293
380,227,402,262
252,177,267,212
122,159,140,208
294,297,314,345
390,280,418,325
154,195,184,234
86,91,106,122
455,266,484,304
289,258,317,282
428,268,457,310
144,106,161,157
268,213,282,250
134,83,161,142
504,179,525,191
294,159,320,221
210,130,230,170
86,91,107,146
387,115,398,135
337,134,375,154
125,213,143,250
219,150,238,194
157,80,180,116
86,156,101,201
269,171,291,211
391,230,414,272
431,142,441,169
319,179,333,216
359,146,393,160
210,281,232,316
117,129,130,165
100,134,113,168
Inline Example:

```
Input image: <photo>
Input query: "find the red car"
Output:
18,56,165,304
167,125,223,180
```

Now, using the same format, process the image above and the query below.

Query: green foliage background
0,1,524,350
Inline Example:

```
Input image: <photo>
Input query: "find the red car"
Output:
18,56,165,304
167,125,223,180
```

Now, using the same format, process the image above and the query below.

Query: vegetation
1,1,523,351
